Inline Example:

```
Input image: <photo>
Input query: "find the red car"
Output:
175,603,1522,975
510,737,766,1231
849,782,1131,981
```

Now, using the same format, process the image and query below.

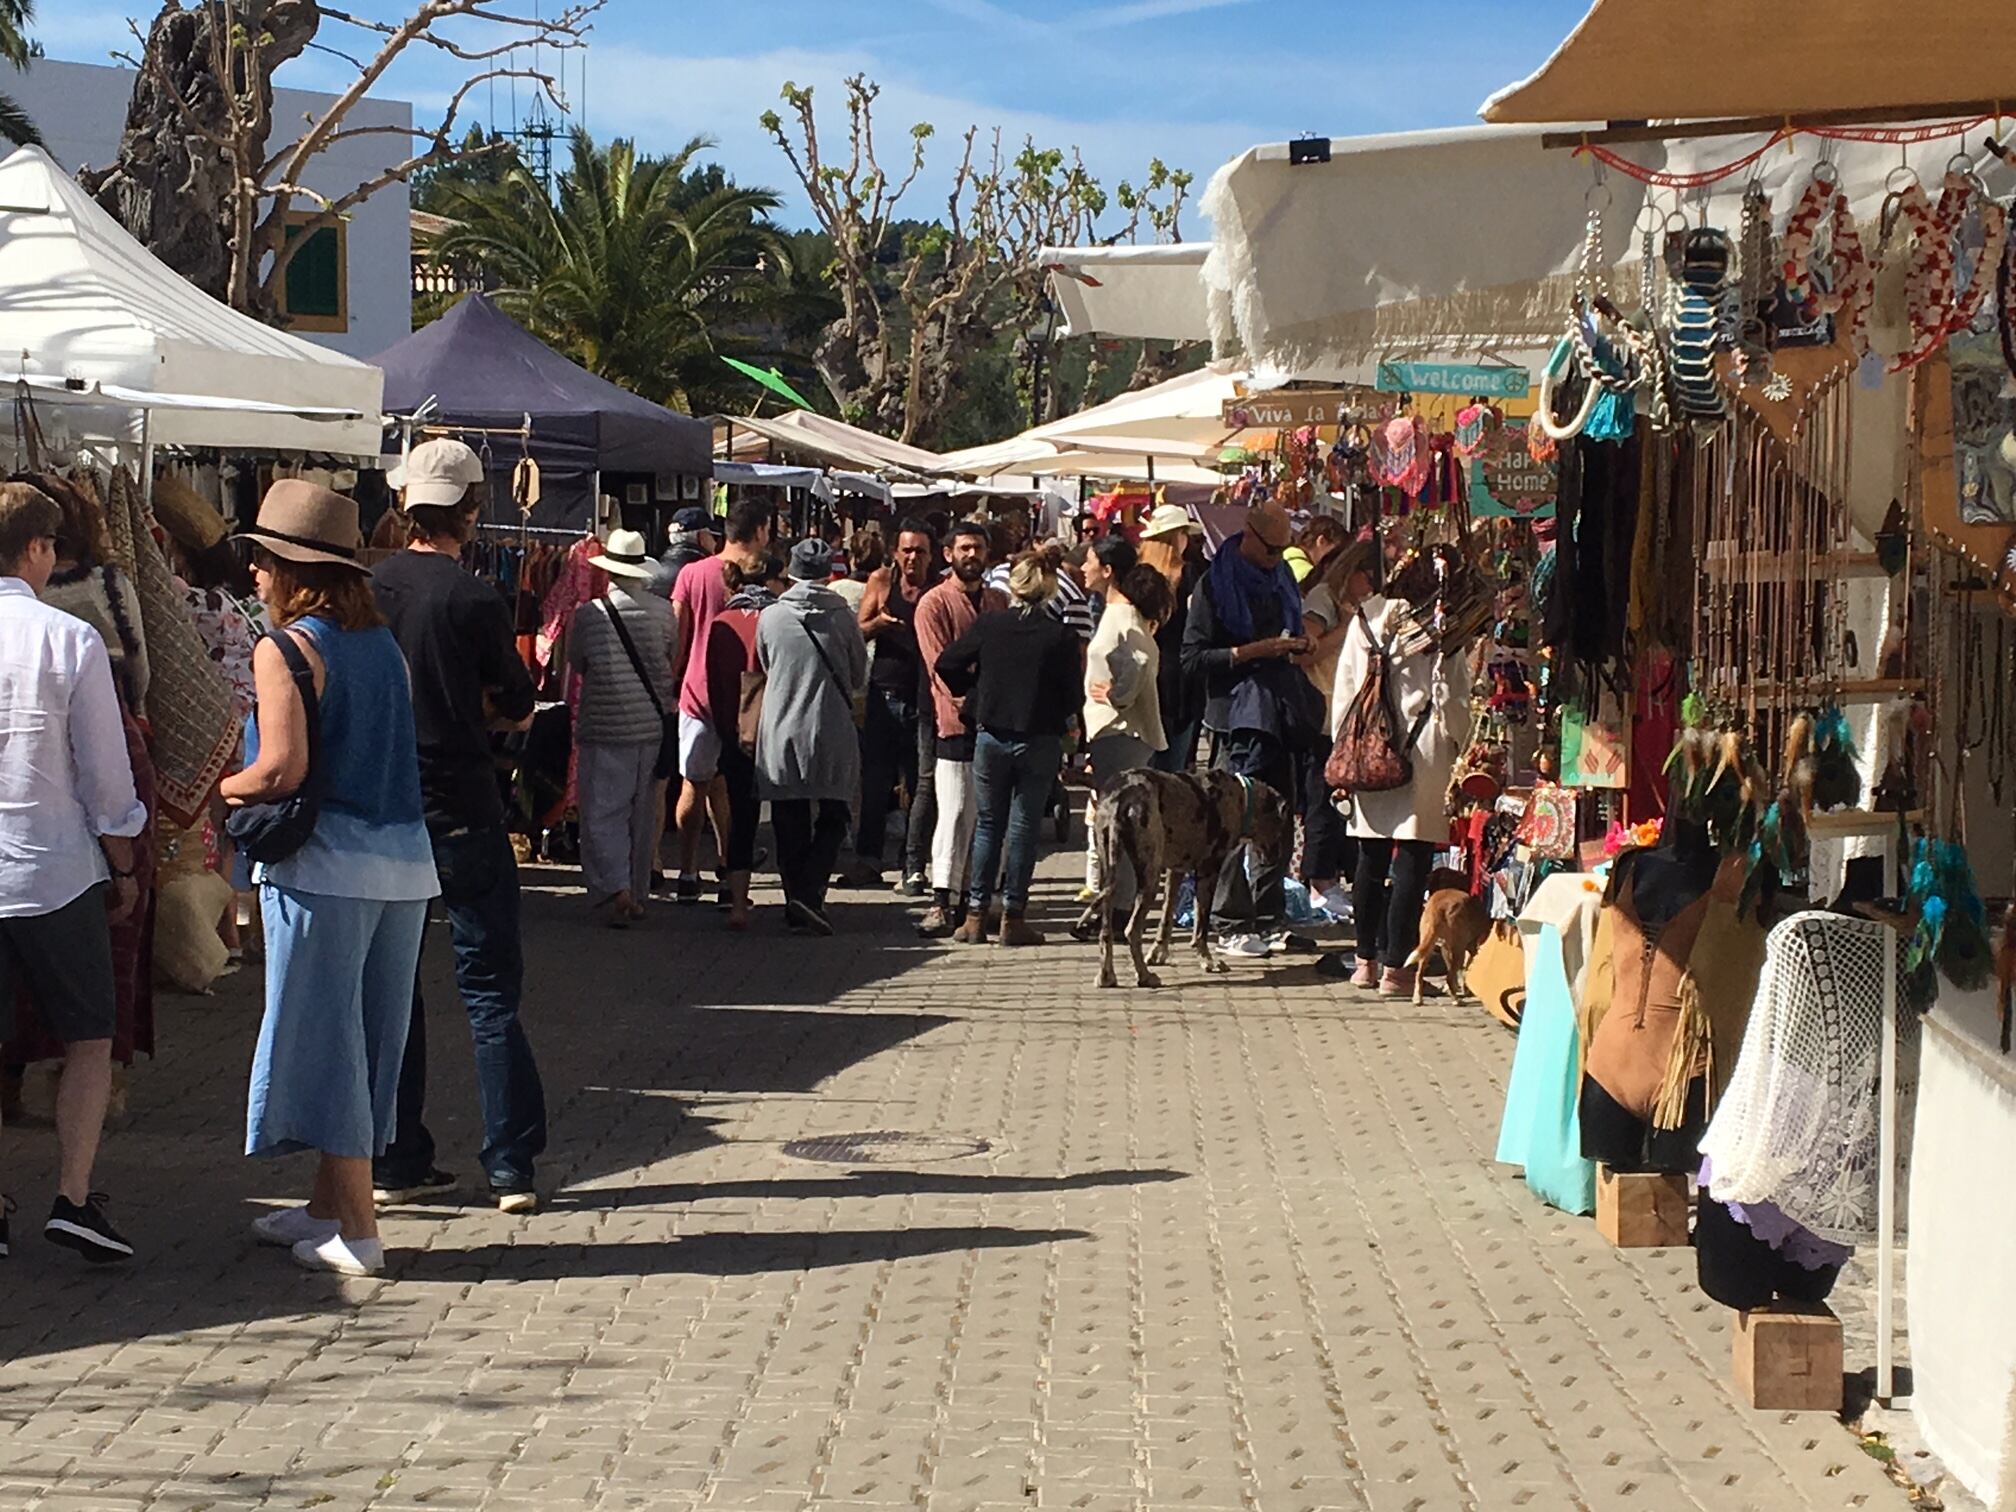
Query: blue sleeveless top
245,616,438,902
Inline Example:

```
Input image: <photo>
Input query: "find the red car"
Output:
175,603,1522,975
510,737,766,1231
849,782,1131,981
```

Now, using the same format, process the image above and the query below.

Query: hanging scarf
92,467,237,828
1373,415,1431,497
1698,911,1917,1246
1207,532,1303,643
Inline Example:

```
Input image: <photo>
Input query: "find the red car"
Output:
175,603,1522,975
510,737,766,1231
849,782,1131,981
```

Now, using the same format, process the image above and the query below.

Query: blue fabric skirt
1494,919,1596,1215
246,886,426,1160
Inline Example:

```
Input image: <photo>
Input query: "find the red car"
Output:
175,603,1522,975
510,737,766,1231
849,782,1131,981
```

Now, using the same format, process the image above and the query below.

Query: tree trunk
79,1,318,310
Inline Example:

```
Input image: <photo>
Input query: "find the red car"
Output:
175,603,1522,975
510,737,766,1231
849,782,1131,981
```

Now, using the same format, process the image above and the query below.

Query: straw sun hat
235,479,367,572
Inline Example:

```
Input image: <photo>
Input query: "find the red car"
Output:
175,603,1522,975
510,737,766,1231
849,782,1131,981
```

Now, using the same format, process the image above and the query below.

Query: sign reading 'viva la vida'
1374,361,1531,399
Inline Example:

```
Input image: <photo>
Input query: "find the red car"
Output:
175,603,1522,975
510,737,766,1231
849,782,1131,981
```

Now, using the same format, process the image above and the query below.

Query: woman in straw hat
568,529,676,927
221,481,439,1277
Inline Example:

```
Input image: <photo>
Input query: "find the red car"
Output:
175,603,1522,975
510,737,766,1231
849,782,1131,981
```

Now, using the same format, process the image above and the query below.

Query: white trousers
929,757,977,895
578,740,659,904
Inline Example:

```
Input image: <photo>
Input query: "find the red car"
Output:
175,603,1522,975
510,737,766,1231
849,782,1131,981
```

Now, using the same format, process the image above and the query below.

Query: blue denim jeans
967,729,1062,916
375,824,548,1192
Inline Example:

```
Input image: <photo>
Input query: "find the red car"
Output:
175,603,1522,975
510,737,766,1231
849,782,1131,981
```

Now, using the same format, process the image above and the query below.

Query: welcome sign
1374,361,1531,399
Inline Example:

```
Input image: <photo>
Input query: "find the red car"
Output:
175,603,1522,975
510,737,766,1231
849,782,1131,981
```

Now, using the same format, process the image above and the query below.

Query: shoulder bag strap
599,599,667,721
1357,606,1431,754
265,628,323,792
800,619,853,705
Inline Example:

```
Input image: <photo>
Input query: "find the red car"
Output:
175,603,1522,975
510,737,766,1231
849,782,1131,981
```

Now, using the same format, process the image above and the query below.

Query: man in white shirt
0,482,147,1263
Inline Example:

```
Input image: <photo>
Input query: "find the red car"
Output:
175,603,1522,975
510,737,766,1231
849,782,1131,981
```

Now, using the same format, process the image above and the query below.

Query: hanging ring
1884,164,1920,196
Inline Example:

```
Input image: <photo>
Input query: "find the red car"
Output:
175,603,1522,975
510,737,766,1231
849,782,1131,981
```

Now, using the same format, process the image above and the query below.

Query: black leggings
1352,837,1436,969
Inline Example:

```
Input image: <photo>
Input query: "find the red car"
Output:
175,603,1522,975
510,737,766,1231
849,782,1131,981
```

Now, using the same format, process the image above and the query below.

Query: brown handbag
1324,608,1427,794
736,668,766,756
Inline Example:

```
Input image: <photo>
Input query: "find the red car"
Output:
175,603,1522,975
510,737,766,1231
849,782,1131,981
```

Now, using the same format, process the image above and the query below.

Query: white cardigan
1327,594,1471,842
1083,600,1167,751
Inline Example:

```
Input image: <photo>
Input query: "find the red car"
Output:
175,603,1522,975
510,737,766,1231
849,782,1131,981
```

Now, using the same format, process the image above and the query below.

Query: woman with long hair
934,552,1084,946
1079,562,1176,933
1296,533,1377,913
222,481,437,1276
703,556,786,929
1136,504,1204,774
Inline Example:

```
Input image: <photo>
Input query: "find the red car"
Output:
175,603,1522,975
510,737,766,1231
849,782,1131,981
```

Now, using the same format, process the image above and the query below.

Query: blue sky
37,0,1589,236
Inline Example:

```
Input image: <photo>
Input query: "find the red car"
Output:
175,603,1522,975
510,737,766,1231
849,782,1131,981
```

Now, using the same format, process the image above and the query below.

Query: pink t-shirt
672,555,731,718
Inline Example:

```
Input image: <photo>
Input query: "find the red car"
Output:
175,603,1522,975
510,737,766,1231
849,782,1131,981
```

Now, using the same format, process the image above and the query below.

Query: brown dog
1077,769,1291,988
1404,887,1490,1004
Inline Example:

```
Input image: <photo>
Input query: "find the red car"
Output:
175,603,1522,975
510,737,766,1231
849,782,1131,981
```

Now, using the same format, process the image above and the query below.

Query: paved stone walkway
0,850,1903,1512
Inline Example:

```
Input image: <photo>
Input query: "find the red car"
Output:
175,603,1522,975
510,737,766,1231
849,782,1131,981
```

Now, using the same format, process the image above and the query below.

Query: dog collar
1235,774,1255,838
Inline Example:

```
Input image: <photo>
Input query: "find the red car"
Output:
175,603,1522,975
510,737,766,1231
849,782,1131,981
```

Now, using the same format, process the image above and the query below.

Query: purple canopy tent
373,293,711,528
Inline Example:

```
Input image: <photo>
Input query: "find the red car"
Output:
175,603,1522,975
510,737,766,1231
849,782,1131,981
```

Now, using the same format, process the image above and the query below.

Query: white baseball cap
390,438,486,509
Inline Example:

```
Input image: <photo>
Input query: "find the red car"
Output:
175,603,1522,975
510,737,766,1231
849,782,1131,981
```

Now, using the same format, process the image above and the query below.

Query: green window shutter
284,222,344,321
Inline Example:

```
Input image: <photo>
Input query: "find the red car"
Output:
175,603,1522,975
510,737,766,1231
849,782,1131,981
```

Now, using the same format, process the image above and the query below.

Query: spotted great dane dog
1075,768,1291,989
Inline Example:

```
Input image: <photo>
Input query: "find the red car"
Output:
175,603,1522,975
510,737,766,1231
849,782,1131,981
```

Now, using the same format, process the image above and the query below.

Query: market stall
374,292,711,531
0,145,383,457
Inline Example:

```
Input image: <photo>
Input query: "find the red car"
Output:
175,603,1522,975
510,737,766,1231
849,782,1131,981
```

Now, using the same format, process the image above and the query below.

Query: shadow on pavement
393,1225,1091,1281
548,1164,1188,1209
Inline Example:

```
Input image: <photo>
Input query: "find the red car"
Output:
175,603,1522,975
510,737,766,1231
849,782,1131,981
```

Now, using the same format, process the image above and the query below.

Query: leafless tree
763,74,1168,444
87,0,599,322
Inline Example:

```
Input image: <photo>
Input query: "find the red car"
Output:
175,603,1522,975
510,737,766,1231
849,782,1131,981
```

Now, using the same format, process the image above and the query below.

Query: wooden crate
1594,1165,1690,1248
1733,1303,1844,1413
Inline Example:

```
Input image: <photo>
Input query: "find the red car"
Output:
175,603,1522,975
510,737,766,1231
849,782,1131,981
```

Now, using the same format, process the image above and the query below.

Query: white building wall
12,57,413,361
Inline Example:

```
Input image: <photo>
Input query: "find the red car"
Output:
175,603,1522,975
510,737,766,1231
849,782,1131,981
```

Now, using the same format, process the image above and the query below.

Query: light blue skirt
246,885,426,1160
1494,920,1597,1215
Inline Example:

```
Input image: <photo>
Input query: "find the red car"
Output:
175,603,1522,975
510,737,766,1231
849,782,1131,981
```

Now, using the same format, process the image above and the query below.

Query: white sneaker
1219,933,1271,959
291,1233,385,1276
1317,885,1354,922
251,1206,341,1249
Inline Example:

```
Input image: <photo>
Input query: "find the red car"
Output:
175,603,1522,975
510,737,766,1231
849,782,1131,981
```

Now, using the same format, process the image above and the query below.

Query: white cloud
581,44,1272,237
1070,0,1255,32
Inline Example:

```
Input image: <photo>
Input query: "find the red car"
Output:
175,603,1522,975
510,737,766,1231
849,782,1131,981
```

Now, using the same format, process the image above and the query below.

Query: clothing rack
473,521,583,539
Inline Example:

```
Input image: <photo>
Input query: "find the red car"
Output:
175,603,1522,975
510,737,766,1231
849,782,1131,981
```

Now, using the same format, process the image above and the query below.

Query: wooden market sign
1471,425,1557,518
1220,387,1367,429
1374,360,1531,399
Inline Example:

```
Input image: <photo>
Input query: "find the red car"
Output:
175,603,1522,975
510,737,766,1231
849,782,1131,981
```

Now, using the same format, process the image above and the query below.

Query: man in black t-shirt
370,439,546,1213
847,519,940,889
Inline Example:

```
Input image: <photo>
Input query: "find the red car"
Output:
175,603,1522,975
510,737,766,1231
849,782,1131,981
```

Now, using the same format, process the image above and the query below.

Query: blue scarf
1208,532,1304,643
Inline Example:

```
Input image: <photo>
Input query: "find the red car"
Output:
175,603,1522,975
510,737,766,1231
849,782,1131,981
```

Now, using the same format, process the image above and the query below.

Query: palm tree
0,0,43,148
426,130,797,413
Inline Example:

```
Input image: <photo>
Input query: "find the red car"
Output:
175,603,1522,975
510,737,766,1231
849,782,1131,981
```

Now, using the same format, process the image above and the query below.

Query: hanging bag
1325,607,1429,794
225,630,324,864
736,664,767,756
598,600,679,780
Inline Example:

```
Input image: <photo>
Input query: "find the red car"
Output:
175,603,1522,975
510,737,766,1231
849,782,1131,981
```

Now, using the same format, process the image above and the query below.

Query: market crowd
0,443,1467,1279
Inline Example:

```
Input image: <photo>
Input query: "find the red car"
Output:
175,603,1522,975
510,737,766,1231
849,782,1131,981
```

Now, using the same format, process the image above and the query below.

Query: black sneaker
45,1193,133,1262
674,876,702,905
0,1194,14,1259
784,899,834,937
372,1168,459,1207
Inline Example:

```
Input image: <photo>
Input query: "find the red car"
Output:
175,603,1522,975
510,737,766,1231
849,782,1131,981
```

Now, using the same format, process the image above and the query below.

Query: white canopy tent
0,146,383,456
1039,244,1213,342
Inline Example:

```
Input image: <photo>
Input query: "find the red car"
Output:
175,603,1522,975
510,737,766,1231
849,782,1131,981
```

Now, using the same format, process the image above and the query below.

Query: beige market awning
712,410,947,478
1483,0,2016,125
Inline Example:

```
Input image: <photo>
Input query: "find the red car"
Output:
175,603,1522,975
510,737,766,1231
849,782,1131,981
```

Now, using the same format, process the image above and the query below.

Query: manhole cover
782,1131,992,1165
